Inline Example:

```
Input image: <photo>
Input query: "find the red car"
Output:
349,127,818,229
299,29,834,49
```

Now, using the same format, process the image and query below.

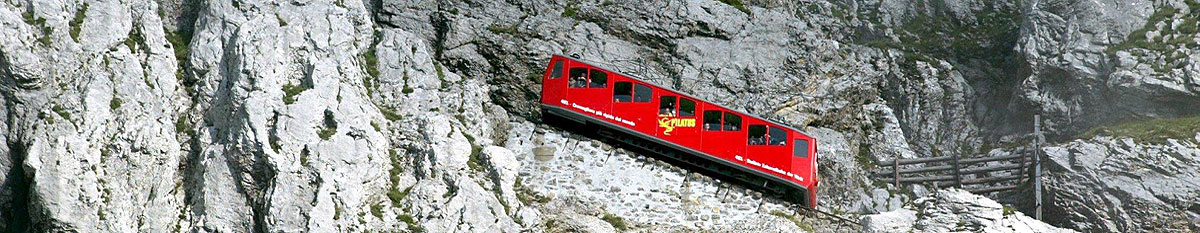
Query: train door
541,57,567,106
611,81,656,132
790,135,814,183
566,65,612,116
655,95,700,148
700,108,743,161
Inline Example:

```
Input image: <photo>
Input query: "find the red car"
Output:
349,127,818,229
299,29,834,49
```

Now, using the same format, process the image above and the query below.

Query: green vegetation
718,0,750,15
487,24,517,35
389,186,412,207
125,24,146,53
1003,205,1015,216
860,2,1021,63
362,30,381,96
397,214,425,233
561,4,578,18
1078,116,1200,144
164,26,193,91
52,105,71,121
600,213,630,231
281,82,307,104
23,10,53,46
462,131,485,173
318,111,337,140
70,4,88,42
515,177,552,205
370,203,384,218
110,97,123,111
300,147,311,166
770,210,814,232
379,106,402,121
1105,1,1200,72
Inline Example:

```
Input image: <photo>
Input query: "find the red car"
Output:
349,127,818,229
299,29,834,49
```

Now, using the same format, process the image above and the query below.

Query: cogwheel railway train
538,55,819,207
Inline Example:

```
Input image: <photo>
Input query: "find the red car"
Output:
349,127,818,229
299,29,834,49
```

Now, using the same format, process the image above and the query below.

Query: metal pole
1034,114,1043,220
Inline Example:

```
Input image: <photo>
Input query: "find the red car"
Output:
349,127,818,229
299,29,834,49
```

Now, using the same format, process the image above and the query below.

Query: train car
538,55,819,207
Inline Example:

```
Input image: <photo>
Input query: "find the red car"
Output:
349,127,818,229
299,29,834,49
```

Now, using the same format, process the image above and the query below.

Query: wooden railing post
952,153,961,187
893,158,900,188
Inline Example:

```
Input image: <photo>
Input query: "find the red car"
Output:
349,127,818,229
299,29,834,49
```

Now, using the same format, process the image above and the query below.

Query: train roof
555,54,810,137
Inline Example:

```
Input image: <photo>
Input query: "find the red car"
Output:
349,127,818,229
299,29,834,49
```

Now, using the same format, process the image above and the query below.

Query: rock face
860,189,1077,233
1040,136,1200,232
0,0,1195,232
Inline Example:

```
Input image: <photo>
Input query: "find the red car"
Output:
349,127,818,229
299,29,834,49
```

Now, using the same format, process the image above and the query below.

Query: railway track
544,112,864,230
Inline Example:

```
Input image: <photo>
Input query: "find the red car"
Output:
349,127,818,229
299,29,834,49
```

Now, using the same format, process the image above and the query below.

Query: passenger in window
569,68,588,88
659,102,675,116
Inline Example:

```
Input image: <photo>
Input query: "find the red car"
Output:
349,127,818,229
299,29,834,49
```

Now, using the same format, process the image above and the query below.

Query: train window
793,139,809,158
723,112,741,131
589,69,607,88
769,127,787,146
679,98,696,117
613,82,632,102
549,60,564,79
703,110,721,131
634,84,652,102
569,68,587,88
748,125,766,145
659,96,676,116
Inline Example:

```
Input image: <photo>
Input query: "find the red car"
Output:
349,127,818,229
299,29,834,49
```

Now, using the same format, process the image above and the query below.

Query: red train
539,55,819,207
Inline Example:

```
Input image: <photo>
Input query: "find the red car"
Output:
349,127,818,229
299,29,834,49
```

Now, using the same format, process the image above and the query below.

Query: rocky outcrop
1039,135,1200,232
860,189,1076,233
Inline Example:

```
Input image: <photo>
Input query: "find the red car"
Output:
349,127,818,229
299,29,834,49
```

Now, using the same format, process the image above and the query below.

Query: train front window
679,98,696,117
569,68,587,88
589,69,607,88
549,60,564,79
659,96,676,116
634,84,652,102
747,125,766,145
769,127,787,145
793,139,809,158
703,110,721,131
723,112,741,131
613,82,632,102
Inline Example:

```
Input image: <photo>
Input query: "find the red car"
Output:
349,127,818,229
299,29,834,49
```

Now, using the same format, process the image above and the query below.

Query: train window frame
703,110,722,131
723,112,741,131
747,125,767,145
659,96,677,116
568,67,588,88
613,82,632,102
769,127,787,146
679,98,696,117
588,69,607,88
549,60,564,79
634,84,652,102
793,139,809,158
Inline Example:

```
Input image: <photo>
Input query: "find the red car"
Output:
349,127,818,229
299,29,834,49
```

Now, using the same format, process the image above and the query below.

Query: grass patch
600,213,630,231
1077,116,1200,144
389,186,412,206
124,24,145,53
398,214,425,233
281,82,307,104
23,11,53,46
718,0,750,15
379,106,402,121
110,97,123,111
770,210,814,232
461,130,485,173
561,4,578,18
515,179,552,205
300,147,310,166
52,105,71,121
370,203,384,218
69,3,88,42
1003,205,1015,216
317,111,337,140
487,24,517,35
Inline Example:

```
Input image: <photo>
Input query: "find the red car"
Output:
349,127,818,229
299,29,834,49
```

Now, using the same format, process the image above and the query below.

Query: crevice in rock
2,141,32,232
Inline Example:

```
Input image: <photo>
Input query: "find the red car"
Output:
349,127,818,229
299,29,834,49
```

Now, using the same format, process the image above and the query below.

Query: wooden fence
872,148,1032,194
